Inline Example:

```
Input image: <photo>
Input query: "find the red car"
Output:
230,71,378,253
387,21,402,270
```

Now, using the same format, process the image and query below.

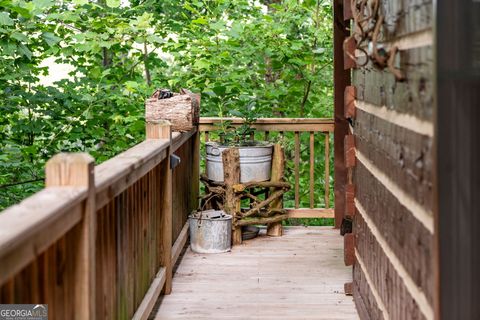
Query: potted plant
205,100,273,183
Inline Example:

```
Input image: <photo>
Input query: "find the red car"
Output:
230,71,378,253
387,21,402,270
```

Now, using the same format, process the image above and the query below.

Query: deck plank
152,227,358,320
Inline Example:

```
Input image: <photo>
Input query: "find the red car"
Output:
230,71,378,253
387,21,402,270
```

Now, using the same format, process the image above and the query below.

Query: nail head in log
145,88,200,132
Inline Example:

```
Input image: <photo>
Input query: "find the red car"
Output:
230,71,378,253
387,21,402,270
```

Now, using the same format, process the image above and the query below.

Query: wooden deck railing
0,121,199,320
0,116,333,319
199,117,334,219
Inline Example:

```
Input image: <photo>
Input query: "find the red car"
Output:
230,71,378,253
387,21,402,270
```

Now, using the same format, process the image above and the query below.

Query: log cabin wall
346,0,435,319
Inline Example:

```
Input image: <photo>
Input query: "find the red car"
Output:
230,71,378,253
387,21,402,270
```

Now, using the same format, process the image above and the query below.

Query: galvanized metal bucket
189,210,232,254
205,142,273,183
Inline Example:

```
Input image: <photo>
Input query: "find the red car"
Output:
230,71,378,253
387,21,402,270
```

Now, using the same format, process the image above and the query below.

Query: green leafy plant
217,100,259,146
0,0,333,211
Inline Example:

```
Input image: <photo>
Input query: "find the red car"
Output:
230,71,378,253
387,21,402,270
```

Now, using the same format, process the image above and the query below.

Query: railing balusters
205,131,209,142
198,117,335,219
45,153,96,319
309,132,315,209
294,131,300,209
324,133,330,209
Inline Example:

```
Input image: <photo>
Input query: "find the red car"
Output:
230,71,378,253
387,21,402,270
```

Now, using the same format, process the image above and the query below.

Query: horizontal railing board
95,139,169,210
286,208,334,219
0,126,198,318
0,187,87,285
171,222,189,267
199,117,334,132
131,267,166,320
172,128,197,153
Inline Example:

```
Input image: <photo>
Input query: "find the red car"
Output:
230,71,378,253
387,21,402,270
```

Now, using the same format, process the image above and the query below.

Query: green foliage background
0,0,333,211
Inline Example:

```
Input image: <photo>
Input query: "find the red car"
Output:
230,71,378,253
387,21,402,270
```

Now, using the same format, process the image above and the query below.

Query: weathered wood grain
223,148,242,245
267,144,285,236
344,135,356,168
355,162,433,303
345,184,355,217
199,117,334,133
355,109,433,212
355,213,427,320
145,91,199,132
379,0,432,41
172,137,195,243
344,233,355,266
350,0,435,316
344,86,357,119
353,46,433,121
352,264,384,320
153,227,357,319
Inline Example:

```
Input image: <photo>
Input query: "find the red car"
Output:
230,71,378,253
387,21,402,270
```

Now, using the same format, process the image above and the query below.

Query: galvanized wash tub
189,210,232,253
205,141,273,183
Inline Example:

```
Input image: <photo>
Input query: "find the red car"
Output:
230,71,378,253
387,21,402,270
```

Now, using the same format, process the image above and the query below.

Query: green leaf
17,44,32,59
194,59,210,69
192,17,207,25
106,0,120,8
32,0,54,10
0,12,14,26
229,110,243,117
73,0,88,5
42,32,61,47
10,32,28,43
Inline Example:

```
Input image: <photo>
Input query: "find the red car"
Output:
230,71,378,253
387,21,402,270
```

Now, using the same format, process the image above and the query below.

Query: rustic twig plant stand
200,144,290,245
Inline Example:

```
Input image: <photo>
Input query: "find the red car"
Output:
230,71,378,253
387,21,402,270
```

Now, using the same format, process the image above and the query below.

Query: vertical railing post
146,120,173,294
45,153,96,320
294,132,300,209
333,0,351,228
324,132,330,209
267,144,285,237
191,128,200,213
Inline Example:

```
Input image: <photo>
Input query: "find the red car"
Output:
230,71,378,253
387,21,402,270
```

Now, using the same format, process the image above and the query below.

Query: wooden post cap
344,135,356,168
146,119,172,140
46,153,94,187
344,86,357,119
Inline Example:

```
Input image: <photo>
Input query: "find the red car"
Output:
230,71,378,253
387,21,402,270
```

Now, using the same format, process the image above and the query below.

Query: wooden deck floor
152,226,358,320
